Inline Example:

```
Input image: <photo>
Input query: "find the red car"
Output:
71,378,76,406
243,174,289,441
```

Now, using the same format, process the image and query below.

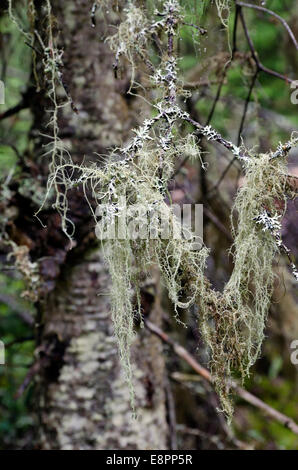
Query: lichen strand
49,125,210,413
95,135,209,402
198,154,288,418
106,4,149,86
215,0,231,27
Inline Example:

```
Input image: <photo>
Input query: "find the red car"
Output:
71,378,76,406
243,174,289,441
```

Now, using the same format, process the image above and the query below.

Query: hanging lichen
215,0,231,27
7,0,298,421
38,0,298,419
198,152,292,418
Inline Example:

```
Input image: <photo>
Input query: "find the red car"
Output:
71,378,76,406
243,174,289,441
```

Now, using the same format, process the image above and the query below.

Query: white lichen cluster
254,207,298,281
254,210,282,237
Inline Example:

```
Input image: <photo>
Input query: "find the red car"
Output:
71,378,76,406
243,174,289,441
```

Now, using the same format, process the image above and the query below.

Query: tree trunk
31,0,168,450
38,251,168,450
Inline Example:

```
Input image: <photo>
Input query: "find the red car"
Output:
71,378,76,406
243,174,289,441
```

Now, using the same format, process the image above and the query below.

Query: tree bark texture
38,251,168,450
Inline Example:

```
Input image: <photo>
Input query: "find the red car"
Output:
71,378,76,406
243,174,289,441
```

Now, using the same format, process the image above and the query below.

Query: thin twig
144,320,298,435
174,5,240,180
205,5,240,126
207,156,237,195
208,64,259,194
237,69,258,146
0,86,35,121
236,2,298,50
0,100,28,121
182,22,207,36
165,376,178,450
203,207,232,242
0,141,22,161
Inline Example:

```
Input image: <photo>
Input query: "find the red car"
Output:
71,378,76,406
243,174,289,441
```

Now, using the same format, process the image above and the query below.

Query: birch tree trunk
31,0,168,450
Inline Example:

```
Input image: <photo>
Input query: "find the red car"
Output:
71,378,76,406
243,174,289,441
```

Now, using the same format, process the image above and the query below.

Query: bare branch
237,1,298,51
239,8,295,84
145,320,298,435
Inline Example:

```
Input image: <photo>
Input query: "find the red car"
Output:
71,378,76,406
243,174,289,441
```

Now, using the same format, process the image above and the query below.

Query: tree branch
145,320,298,435
236,1,298,51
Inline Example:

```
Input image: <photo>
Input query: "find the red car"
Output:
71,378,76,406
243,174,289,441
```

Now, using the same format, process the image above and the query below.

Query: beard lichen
10,0,297,421
51,129,296,420
106,4,149,85
47,120,209,412
215,0,231,27
198,153,289,418
39,0,298,420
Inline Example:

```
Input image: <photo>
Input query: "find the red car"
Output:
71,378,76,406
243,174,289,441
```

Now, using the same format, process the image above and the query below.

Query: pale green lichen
198,153,289,418
48,131,209,413
10,0,296,421
106,4,149,85
215,0,231,27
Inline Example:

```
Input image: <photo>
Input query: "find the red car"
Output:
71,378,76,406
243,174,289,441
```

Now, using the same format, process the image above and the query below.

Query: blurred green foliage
235,372,298,449
0,274,35,449
0,10,32,173
0,6,34,449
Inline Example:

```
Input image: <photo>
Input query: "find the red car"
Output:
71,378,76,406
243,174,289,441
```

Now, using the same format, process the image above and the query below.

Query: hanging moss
215,0,231,27
198,153,289,419
36,0,298,419
106,4,149,85
7,0,297,421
